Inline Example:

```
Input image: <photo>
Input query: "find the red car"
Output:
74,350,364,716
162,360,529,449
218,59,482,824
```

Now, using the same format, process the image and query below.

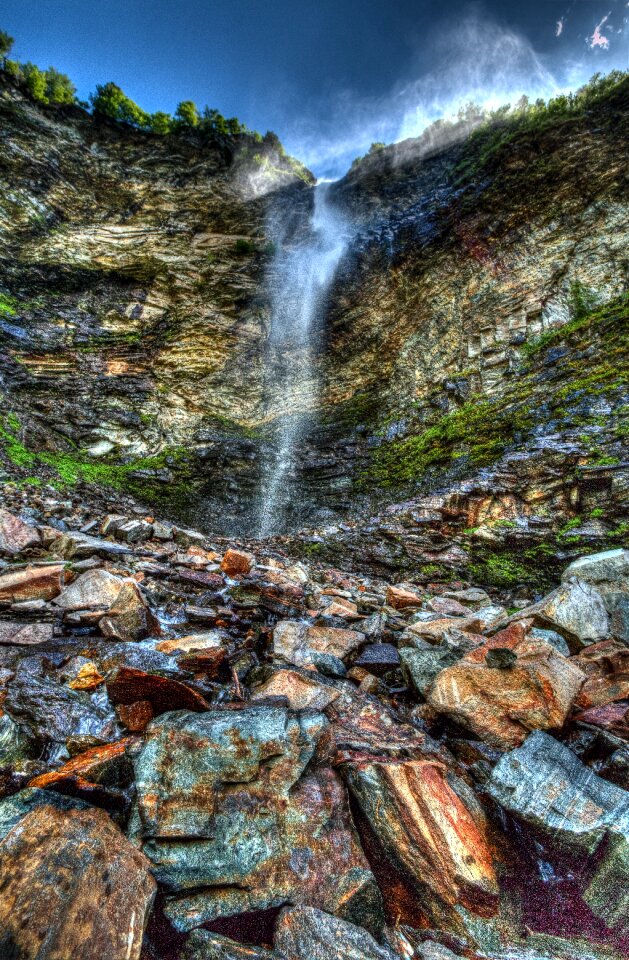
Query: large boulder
399,645,461,698
562,549,629,645
99,580,160,641
427,629,585,749
488,731,629,938
516,580,609,649
131,706,381,932
251,668,342,711
573,639,629,709
342,757,499,932
182,931,277,959
0,804,156,960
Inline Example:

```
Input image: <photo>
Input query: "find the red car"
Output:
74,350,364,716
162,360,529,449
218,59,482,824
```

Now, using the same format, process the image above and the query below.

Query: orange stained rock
28,738,133,789
68,662,104,691
347,758,498,913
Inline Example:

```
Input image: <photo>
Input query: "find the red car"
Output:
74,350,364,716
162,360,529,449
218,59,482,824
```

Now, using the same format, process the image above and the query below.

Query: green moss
0,293,17,317
366,398,534,488
468,552,532,587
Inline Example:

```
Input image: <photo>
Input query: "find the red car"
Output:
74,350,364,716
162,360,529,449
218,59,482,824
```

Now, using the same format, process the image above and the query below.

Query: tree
201,107,228,135
21,62,48,102
175,100,199,127
91,82,148,128
44,66,76,104
0,29,14,64
148,111,172,134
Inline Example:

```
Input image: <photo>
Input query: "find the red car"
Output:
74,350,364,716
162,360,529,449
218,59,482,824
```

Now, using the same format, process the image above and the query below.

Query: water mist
257,181,350,537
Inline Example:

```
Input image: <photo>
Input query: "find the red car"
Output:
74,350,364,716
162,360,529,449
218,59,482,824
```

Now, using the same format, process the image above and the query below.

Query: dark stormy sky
2,1,628,175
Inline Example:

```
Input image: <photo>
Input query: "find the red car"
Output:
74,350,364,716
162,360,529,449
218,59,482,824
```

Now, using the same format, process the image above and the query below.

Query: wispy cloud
589,13,611,48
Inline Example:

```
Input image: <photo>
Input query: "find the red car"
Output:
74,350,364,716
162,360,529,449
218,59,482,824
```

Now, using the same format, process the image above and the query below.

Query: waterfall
257,181,349,537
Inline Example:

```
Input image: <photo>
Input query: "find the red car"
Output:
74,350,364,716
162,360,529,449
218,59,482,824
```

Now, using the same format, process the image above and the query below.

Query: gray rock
353,643,400,675
131,706,381,932
0,787,89,841
274,906,397,960
562,549,629,596
399,645,460,697
182,931,277,960
522,580,609,648
489,732,629,854
529,627,570,656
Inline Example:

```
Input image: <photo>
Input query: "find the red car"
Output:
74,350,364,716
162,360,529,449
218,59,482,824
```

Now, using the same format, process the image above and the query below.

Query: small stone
99,581,160,642
156,631,224,655
221,547,255,575
386,584,423,610
353,643,400,675
117,700,154,732
68,662,104,690
427,597,473,617
0,621,53,646
484,647,517,670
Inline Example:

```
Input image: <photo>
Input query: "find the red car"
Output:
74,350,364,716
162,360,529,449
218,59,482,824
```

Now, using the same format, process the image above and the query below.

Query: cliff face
1,72,628,562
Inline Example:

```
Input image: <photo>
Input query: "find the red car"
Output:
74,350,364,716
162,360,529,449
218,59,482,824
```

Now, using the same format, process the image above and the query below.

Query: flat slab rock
131,705,381,932
0,508,40,555
0,803,156,960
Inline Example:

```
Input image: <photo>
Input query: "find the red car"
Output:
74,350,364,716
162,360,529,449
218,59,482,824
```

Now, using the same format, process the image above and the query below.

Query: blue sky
2,1,628,176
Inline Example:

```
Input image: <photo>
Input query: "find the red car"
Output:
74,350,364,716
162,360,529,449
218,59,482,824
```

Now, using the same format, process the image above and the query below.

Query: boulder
405,616,484,646
182,931,277,959
518,580,609,649
0,787,90,841
562,549,629,598
5,670,115,745
321,596,361,619
251,669,341,711
0,804,156,960
49,531,130,559
573,639,629,709
352,644,400,675
131,706,381,932
426,597,474,617
156,630,224,654
274,905,397,960
54,568,124,610
343,757,499,930
0,564,66,604
0,621,53,646
99,581,160,642
0,508,40,555
442,587,492,609
488,731,629,938
221,547,255,575
427,630,585,749
273,620,365,666
106,666,210,714
399,646,460,698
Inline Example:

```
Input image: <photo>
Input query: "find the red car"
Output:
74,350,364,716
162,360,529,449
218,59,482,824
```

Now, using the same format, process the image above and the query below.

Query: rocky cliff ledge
0,73,628,561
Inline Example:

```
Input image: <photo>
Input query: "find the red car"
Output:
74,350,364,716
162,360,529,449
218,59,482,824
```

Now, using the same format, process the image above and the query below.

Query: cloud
590,13,611,48
556,17,565,38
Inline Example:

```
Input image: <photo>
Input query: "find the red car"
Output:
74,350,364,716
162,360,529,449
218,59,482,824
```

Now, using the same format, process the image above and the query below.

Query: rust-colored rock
68,662,105,690
117,700,154,732
0,564,66,604
0,804,156,960
28,738,132,790
428,631,585,750
106,666,210,714
0,508,40,555
251,669,342,711
221,547,255,575
386,584,423,610
343,757,499,929
176,646,228,677
573,639,629,709
574,701,629,737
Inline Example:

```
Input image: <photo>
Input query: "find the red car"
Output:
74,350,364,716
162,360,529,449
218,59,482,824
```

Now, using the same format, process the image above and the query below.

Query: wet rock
117,699,155,732
484,647,518,669
106,666,210,714
428,630,585,749
156,631,225,655
49,530,130,559
115,518,153,543
274,905,397,960
273,620,365,666
326,687,426,760
27,738,133,791
426,597,474,617
6,669,115,745
251,668,342,710
386,584,423,610
177,646,229,677
67,661,105,690
353,644,400,675
0,787,90,840
343,758,499,930
311,651,347,678
99,581,160,642
0,804,156,959
574,639,629,709
0,564,66,604
182,930,277,959
131,706,381,932
54,568,125,610
405,616,483,646
0,621,53,646
221,547,255,575
0,508,40,555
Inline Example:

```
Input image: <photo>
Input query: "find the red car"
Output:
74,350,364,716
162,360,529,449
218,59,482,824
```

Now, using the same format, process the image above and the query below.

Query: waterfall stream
257,181,349,537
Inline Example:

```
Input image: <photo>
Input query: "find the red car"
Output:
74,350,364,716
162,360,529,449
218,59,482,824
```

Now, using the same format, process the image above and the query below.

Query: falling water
257,181,349,537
